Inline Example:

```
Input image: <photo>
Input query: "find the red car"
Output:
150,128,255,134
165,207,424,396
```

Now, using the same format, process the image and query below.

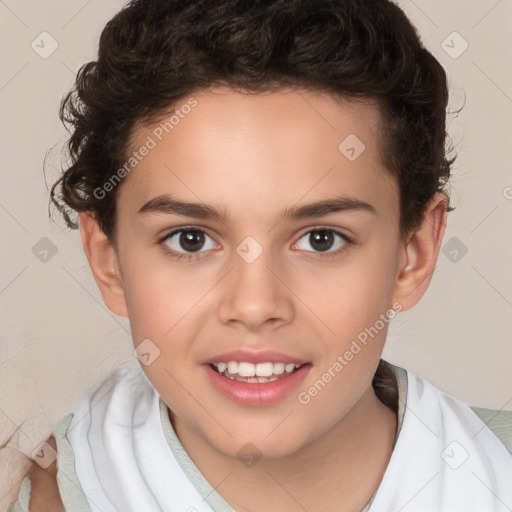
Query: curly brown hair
50,0,455,247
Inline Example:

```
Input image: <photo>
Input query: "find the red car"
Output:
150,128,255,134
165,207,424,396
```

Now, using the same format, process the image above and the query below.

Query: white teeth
238,362,255,377
213,360,303,378
255,362,274,377
227,361,238,374
273,362,285,375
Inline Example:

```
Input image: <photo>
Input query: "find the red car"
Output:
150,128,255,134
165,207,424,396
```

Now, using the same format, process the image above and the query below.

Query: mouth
208,361,304,383
203,360,312,406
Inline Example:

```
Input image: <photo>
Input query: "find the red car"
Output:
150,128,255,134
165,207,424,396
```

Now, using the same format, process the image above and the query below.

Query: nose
216,243,294,332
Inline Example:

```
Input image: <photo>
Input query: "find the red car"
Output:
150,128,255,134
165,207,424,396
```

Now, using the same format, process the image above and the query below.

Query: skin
79,86,447,512
24,437,64,511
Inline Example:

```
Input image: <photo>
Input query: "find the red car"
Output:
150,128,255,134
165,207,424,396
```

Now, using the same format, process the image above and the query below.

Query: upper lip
203,348,308,365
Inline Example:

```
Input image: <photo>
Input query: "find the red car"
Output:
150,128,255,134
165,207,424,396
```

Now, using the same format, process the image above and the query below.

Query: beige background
0,0,511,508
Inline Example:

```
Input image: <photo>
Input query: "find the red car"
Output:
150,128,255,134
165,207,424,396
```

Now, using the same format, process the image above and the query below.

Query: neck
171,383,398,512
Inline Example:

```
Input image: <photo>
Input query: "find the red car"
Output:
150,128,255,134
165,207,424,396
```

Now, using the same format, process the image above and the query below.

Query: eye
294,227,351,256
159,227,217,260
158,226,352,261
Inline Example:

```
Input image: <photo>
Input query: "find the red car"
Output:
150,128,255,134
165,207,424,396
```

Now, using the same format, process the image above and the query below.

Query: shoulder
26,436,64,512
470,406,512,455
401,368,512,457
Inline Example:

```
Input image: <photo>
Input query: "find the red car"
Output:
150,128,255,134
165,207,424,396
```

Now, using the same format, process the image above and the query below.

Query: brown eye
161,228,216,254
295,228,350,255
308,230,335,252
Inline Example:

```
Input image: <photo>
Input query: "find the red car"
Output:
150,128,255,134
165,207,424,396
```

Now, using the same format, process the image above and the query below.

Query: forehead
118,86,398,222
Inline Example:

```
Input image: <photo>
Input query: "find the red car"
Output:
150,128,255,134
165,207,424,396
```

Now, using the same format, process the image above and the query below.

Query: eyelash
157,226,353,261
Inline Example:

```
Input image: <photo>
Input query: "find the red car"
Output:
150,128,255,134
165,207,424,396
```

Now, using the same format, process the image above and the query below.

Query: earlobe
392,193,448,311
79,212,128,317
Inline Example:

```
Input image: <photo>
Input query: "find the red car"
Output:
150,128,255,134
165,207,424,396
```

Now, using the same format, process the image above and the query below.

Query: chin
207,426,312,462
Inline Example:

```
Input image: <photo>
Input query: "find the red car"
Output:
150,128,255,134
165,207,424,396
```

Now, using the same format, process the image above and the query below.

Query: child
8,0,512,510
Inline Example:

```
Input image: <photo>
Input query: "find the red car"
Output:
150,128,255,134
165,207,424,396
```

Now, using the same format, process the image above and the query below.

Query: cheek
121,252,198,340
121,249,228,347
306,254,395,332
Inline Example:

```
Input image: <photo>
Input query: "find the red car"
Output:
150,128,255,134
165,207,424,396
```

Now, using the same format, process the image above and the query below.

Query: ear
391,192,448,312
79,212,128,317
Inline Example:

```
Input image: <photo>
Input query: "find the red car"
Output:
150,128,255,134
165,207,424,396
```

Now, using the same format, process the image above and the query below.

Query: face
105,87,406,459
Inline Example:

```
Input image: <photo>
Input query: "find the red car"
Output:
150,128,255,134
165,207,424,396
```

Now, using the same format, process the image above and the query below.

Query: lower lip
202,364,311,407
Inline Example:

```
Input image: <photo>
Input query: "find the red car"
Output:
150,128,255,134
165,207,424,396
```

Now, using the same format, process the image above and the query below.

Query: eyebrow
137,194,377,221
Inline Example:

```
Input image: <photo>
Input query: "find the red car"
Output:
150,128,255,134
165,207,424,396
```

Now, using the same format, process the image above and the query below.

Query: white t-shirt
8,359,512,512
